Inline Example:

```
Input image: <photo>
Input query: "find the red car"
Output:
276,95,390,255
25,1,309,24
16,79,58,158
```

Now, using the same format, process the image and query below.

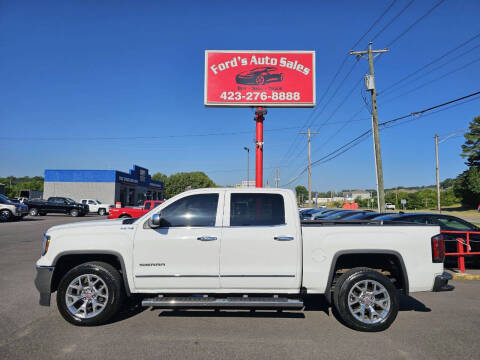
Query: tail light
431,234,445,263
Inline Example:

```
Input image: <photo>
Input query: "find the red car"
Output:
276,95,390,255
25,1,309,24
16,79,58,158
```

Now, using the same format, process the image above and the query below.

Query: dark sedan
318,210,375,221
375,213,480,264
235,67,284,85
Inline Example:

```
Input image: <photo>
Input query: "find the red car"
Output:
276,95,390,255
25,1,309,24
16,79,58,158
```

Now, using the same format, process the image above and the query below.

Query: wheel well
51,254,124,293
329,253,408,297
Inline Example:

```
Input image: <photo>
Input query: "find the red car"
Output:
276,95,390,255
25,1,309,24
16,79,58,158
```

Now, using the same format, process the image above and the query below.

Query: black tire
98,208,106,216
56,261,125,326
29,208,39,216
39,211,46,216
333,267,399,332
0,209,12,222
70,209,79,217
119,214,131,218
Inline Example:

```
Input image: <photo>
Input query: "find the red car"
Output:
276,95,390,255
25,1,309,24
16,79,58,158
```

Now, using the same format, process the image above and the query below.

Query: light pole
435,130,465,213
243,147,250,187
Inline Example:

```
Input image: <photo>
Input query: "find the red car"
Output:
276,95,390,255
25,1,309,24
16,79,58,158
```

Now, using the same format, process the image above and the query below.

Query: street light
435,130,465,213
243,147,250,187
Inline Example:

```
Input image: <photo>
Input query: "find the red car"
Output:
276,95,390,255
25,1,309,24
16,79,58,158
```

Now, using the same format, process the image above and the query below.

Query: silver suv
0,194,29,222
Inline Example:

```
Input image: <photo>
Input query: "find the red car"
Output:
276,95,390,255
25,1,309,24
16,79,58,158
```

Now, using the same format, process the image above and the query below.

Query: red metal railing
441,230,480,273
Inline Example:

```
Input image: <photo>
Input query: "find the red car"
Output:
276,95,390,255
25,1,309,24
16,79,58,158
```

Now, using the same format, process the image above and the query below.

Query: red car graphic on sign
235,67,284,85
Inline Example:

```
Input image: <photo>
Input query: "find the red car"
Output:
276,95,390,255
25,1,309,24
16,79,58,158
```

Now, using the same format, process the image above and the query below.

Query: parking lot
1,215,479,360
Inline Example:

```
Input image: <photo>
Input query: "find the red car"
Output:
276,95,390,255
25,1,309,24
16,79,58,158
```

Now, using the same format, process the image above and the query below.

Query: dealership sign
204,50,315,107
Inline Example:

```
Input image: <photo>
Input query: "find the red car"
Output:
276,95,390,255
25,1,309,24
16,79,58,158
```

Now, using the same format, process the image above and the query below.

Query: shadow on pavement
106,299,147,325
398,295,431,312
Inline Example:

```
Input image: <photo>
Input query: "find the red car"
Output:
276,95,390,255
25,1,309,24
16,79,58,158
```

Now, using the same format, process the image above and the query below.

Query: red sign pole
254,107,267,187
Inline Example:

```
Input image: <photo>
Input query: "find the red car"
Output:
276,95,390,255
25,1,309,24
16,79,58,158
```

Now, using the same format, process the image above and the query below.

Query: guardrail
441,230,480,273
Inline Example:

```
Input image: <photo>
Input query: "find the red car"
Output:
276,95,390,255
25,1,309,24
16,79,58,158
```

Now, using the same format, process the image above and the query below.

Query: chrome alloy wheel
65,274,109,319
347,279,391,324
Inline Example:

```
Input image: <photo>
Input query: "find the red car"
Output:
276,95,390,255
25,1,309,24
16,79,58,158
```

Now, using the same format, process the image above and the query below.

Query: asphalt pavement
1,215,479,360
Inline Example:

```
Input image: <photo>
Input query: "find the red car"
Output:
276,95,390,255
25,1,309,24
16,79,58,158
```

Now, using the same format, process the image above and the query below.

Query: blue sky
1,0,479,192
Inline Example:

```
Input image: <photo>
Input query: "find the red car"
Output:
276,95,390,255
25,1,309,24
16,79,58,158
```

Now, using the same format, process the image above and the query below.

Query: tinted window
88,200,95,205
144,202,151,210
153,202,161,208
82,200,87,204
160,194,219,227
434,217,476,231
230,193,285,226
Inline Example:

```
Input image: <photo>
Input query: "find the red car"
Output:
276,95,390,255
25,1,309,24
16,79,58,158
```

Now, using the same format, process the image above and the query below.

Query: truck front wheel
333,267,399,332
56,262,124,326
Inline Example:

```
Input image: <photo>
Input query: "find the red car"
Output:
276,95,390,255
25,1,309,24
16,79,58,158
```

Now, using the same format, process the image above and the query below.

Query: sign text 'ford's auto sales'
205,50,315,107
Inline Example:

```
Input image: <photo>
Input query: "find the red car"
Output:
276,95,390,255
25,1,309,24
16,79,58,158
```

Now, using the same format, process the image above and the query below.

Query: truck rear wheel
333,267,398,332
70,209,79,217
29,208,39,216
56,261,124,326
98,208,106,216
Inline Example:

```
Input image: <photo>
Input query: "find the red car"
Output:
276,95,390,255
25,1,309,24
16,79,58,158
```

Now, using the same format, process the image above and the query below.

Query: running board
142,296,304,310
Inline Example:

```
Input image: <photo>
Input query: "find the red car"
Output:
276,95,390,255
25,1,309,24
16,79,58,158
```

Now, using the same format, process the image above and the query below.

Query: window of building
159,194,219,227
230,193,285,226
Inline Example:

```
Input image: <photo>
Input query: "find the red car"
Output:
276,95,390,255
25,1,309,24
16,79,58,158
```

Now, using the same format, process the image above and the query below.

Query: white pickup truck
35,188,452,332
80,199,112,215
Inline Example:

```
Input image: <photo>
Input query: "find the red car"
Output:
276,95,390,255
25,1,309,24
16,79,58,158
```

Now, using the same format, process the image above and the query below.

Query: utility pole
435,134,441,213
274,168,280,188
300,128,319,206
350,42,388,212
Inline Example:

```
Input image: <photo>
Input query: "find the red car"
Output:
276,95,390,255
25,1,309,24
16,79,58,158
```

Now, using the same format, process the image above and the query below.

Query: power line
277,0,397,169
385,0,445,47
381,56,480,104
282,90,480,187
371,0,416,42
0,125,302,141
379,32,480,94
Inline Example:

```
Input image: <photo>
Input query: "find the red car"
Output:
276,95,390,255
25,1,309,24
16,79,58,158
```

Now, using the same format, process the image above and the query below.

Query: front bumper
35,266,54,306
433,272,454,292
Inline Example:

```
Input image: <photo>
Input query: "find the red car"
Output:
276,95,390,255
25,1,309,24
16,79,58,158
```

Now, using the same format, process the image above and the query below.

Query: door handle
197,236,217,241
274,236,294,241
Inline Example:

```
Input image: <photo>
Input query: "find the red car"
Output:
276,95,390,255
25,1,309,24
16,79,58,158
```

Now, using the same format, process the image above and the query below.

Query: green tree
295,185,308,203
454,167,480,208
151,172,168,184
164,172,216,199
461,115,480,167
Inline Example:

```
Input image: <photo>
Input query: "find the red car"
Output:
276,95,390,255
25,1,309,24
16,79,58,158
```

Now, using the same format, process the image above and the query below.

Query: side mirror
150,213,161,228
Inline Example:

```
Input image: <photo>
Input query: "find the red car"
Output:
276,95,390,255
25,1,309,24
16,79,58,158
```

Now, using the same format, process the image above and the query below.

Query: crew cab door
219,191,301,291
133,191,224,290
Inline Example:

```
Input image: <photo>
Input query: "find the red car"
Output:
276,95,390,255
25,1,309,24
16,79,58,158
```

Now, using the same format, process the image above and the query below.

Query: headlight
42,234,51,255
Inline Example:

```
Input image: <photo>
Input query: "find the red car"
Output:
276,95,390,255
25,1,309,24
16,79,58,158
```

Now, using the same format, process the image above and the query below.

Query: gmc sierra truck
35,188,452,332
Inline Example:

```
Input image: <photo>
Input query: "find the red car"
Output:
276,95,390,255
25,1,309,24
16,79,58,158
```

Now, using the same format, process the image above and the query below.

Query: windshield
0,194,12,204
66,198,76,204
96,200,102,204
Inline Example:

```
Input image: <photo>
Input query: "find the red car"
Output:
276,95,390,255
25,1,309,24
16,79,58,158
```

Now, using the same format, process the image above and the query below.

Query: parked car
311,209,347,220
35,188,452,331
385,203,396,210
320,210,375,221
107,200,163,219
25,197,89,217
0,194,29,222
376,213,480,263
300,208,333,220
80,199,113,216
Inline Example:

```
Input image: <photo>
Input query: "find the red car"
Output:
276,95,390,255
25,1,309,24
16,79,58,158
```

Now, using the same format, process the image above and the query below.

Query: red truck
107,200,163,219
